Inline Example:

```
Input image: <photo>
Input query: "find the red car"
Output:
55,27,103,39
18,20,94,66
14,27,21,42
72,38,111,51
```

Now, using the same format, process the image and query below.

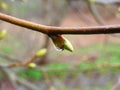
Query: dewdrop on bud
0,30,7,40
50,35,65,51
28,63,36,68
50,35,74,52
35,48,47,57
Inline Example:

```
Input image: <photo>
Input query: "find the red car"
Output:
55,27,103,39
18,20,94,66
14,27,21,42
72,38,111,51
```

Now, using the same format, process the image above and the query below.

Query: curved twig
0,13,120,35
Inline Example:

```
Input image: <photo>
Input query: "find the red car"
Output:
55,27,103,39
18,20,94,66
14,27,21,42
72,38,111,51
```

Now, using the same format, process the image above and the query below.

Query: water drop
53,44,63,51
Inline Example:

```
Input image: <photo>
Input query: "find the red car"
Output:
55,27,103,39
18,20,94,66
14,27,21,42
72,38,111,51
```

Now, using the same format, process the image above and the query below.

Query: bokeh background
0,0,120,90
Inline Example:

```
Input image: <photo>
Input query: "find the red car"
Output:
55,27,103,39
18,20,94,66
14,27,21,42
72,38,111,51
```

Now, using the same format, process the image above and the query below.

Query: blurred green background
0,0,120,90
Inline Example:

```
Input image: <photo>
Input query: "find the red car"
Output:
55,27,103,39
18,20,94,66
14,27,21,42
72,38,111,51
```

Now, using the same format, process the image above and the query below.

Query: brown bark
0,13,120,35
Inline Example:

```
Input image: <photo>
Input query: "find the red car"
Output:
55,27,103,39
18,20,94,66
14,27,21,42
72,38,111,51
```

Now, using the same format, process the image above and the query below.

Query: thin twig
110,76,120,90
15,75,40,90
0,52,21,62
8,55,37,68
0,13,120,35
0,66,17,89
0,65,40,90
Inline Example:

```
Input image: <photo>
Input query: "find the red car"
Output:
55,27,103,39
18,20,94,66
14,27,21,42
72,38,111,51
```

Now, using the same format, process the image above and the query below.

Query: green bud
49,86,56,90
0,30,7,40
0,2,8,10
64,38,74,52
118,7,120,12
50,35,74,52
35,48,47,57
28,63,36,68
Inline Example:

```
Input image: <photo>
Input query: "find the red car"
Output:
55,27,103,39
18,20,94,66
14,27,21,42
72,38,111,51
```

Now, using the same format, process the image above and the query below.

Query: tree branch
0,12,120,35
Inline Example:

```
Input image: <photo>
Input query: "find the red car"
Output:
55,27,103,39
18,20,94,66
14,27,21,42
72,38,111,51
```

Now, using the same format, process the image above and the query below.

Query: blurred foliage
19,68,43,80
1,46,13,54
18,43,120,82
17,42,120,90
0,35,22,54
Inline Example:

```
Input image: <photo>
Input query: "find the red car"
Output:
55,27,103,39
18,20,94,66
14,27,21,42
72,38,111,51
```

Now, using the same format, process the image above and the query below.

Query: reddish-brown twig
0,13,120,35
